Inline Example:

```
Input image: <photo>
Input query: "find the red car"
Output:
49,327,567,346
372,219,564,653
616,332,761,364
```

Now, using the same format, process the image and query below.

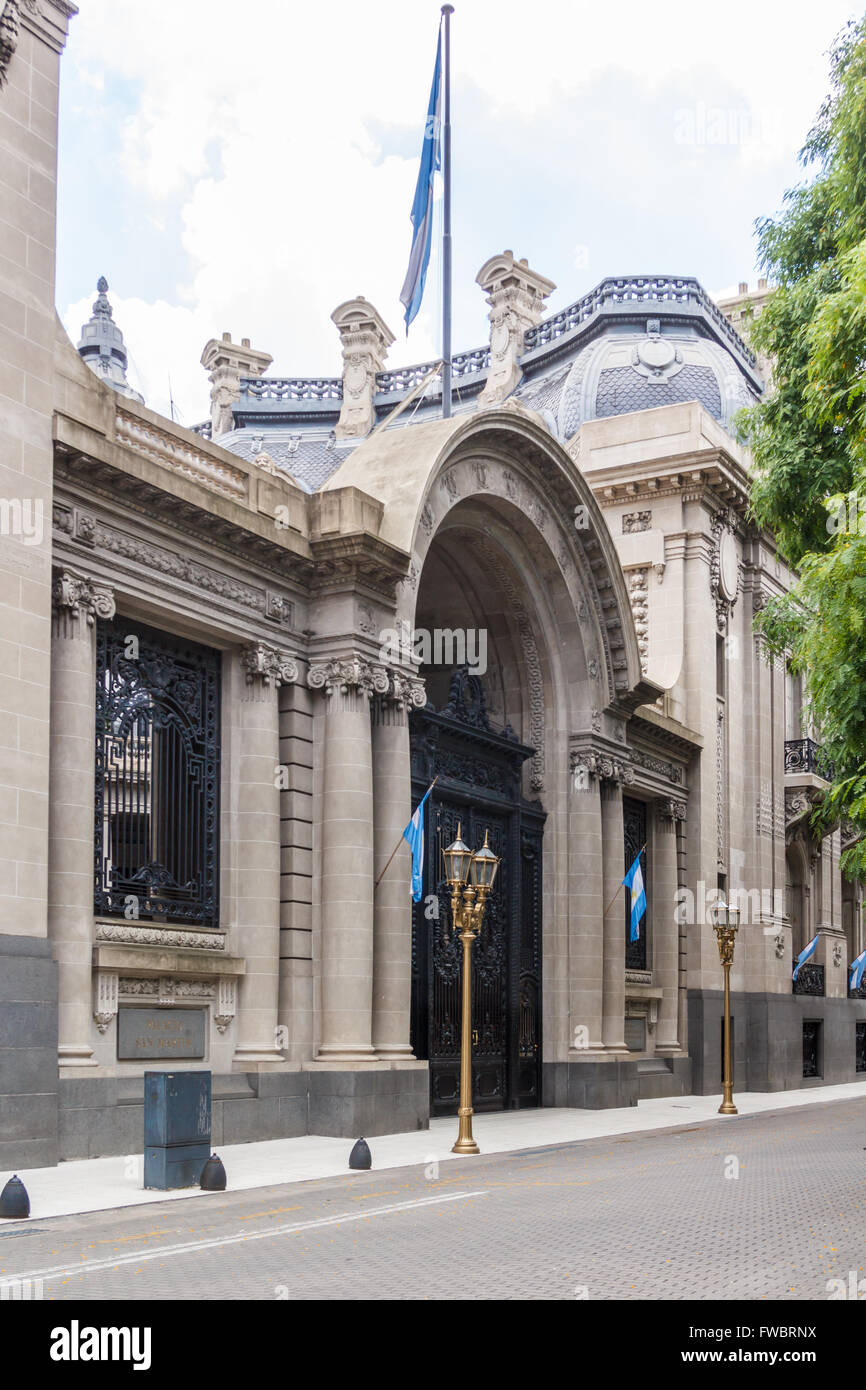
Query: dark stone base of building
56,1067,430,1162
543,1055,690,1109
0,936,59,1170
688,989,866,1095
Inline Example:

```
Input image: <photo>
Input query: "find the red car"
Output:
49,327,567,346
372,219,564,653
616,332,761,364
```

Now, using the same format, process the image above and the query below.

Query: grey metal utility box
143,1071,211,1189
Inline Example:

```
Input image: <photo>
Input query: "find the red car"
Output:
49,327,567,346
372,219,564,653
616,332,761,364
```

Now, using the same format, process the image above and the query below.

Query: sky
55,0,862,426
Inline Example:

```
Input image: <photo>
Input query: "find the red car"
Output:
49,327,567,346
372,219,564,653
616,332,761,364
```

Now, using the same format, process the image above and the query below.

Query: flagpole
374,776,439,890
441,4,453,420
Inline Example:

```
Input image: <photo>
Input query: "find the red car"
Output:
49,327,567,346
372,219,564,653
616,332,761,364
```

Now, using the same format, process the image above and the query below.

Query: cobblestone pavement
1,1098,865,1301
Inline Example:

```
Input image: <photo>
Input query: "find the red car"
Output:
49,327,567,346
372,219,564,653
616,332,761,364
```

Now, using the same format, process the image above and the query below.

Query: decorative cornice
51,567,115,625
240,641,299,687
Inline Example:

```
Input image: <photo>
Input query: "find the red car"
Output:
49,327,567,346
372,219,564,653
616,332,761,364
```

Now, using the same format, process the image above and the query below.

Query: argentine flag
793,935,819,981
850,948,866,992
402,784,434,903
399,27,442,331
622,852,646,943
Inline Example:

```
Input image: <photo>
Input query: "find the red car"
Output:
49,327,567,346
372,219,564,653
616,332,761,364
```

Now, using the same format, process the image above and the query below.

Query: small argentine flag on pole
374,777,439,902
850,947,866,992
793,935,819,981
622,849,646,943
402,782,436,903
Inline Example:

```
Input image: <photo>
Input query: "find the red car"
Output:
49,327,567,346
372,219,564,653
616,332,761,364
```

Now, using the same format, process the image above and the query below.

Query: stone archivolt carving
240,641,299,687
52,568,115,626
307,656,389,700
0,2,18,90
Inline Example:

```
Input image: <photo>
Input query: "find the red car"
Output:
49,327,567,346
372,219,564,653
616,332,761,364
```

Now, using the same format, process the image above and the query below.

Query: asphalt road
2,1097,865,1301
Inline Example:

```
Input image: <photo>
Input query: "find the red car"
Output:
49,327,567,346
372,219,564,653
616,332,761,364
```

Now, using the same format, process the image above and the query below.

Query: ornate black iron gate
94,617,221,927
409,670,544,1115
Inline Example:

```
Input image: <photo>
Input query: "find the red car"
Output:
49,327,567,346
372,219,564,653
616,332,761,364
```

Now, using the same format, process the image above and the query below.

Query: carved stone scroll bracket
93,970,119,1035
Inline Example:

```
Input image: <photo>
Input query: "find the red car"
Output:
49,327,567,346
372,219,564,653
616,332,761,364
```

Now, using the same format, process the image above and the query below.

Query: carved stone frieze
94,922,226,950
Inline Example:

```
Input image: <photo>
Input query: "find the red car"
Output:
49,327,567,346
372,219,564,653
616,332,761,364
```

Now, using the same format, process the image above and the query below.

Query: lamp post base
452,1137,480,1155
718,1099,738,1115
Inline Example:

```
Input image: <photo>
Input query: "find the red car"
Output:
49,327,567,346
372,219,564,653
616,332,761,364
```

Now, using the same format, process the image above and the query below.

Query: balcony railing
792,960,825,996
784,738,833,779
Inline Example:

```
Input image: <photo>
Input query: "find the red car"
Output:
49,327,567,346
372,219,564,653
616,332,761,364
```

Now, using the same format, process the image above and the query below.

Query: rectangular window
623,796,647,971
803,1020,822,1078
856,1022,866,1074
95,617,221,928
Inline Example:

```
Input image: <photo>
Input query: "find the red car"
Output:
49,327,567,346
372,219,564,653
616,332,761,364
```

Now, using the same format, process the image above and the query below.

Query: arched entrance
409,667,545,1114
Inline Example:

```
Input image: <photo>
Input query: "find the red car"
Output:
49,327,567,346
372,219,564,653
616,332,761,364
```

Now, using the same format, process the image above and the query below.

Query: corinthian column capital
240,641,299,688
307,655,389,701
51,568,115,628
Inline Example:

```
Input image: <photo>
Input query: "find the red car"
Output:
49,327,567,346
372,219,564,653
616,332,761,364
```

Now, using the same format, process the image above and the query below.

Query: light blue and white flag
850,948,866,992
399,27,443,332
622,852,646,943
793,935,819,981
403,783,435,903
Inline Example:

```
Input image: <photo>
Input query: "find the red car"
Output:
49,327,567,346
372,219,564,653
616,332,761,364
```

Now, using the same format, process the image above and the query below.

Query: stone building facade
1,6,864,1168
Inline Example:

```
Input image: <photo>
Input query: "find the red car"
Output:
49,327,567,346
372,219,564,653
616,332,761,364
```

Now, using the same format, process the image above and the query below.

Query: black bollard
0,1175,30,1219
349,1138,371,1170
200,1153,227,1191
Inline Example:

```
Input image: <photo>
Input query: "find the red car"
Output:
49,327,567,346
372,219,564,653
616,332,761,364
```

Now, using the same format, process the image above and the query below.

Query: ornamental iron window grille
792,960,825,997
857,1022,866,1074
802,1020,821,1078
624,796,648,971
94,618,221,927
784,738,833,779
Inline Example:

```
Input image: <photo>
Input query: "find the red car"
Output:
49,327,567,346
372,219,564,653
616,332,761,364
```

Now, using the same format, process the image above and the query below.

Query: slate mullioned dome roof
205,275,763,491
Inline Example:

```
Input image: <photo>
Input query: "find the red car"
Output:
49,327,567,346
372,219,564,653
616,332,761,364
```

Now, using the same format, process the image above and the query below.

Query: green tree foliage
742,16,866,873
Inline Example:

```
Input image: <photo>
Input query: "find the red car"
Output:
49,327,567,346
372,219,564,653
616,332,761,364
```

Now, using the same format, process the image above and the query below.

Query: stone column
601,771,628,1054
371,671,425,1059
232,642,297,1066
567,751,605,1053
654,798,685,1053
309,656,386,1060
48,569,115,1066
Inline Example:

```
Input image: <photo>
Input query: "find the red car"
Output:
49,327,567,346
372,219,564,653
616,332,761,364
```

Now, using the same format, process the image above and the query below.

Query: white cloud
58,0,858,424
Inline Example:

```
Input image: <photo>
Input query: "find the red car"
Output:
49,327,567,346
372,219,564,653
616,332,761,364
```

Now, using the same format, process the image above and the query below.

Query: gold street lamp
712,900,740,1116
442,823,501,1155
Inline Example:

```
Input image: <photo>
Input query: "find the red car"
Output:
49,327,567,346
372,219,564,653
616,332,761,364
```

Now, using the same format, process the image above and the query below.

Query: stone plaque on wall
117,1008,206,1061
624,1017,646,1052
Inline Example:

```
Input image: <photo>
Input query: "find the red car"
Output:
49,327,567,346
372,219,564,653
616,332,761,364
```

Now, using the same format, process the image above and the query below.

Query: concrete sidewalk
2,1080,865,1227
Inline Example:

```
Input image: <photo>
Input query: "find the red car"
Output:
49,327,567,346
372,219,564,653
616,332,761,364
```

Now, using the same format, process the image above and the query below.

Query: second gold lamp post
442,823,501,1155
